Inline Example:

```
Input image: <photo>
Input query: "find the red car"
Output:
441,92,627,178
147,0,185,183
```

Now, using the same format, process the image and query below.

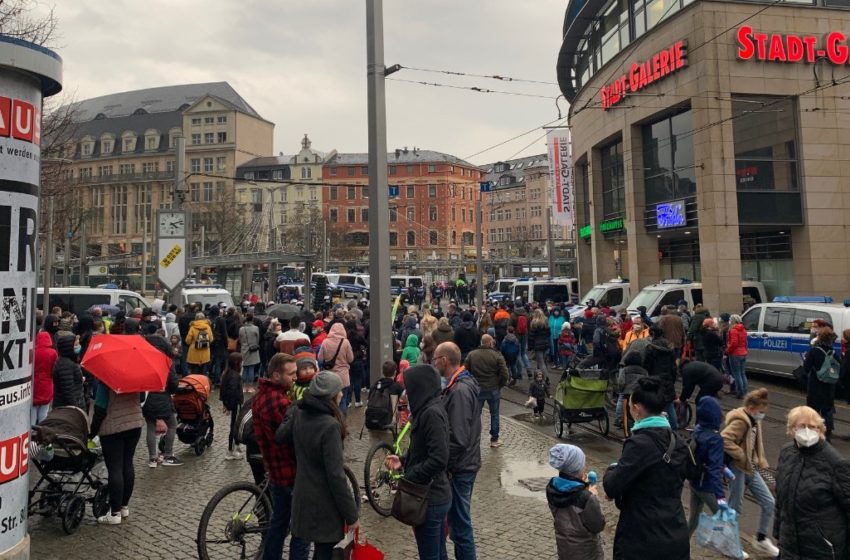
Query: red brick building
322,148,486,263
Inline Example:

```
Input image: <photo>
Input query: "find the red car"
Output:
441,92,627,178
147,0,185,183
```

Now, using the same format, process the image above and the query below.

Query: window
600,139,625,219
82,143,91,156
142,162,158,173
216,181,225,201
330,208,338,222
118,163,135,175
427,184,436,197
91,186,105,234
428,164,436,173
243,171,255,180
146,136,158,150
406,185,415,199
80,167,92,179
301,167,311,179
217,132,227,143
122,137,134,152
407,231,416,246
390,208,397,222
191,159,200,173
453,207,457,221
191,134,201,145
216,156,226,171
99,165,112,176
406,207,415,221
112,185,127,234
449,165,454,175
204,116,214,124
191,117,201,126
429,231,438,244
135,185,151,233
280,210,287,224
250,189,262,212
389,165,396,175
348,208,356,222
763,306,796,333
204,158,214,172
202,182,213,202
390,232,398,246
643,110,696,204
732,96,798,192
429,206,437,221
310,187,318,201
505,209,511,220
272,170,283,180
330,186,338,200
217,115,227,124
348,186,356,200
406,165,414,175
361,208,369,222
361,166,368,175
190,182,200,203
329,167,337,177
204,132,214,144
347,167,356,177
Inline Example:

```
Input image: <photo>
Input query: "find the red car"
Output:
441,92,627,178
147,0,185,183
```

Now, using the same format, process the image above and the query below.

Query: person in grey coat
239,312,261,392
276,371,358,560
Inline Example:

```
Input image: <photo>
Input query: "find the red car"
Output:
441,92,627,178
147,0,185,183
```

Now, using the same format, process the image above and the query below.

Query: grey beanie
548,444,586,476
308,370,344,398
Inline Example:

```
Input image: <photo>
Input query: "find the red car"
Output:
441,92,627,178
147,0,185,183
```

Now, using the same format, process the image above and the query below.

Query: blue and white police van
740,296,849,377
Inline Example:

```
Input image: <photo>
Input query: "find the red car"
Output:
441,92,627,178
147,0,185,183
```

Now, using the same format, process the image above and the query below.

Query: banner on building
546,129,575,229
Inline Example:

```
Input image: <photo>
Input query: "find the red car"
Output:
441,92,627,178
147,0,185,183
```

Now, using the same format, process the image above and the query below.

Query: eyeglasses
433,355,445,362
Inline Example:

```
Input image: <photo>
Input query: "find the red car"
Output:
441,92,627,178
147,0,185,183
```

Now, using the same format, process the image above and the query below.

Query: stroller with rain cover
552,368,610,438
29,406,109,534
172,374,214,455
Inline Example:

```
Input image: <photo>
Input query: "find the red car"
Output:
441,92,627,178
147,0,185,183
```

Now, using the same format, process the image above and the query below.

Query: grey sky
51,0,565,165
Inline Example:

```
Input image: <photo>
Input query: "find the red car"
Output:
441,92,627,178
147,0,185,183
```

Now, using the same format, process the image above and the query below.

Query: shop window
732,96,799,192
600,139,625,219
643,110,696,205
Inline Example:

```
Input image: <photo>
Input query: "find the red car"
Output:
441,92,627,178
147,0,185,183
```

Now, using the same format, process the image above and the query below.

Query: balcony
74,171,176,185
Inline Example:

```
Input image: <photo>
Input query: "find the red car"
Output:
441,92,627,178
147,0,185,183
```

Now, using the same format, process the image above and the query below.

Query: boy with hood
454,312,482,361
53,333,85,409
687,396,730,535
501,327,522,385
546,443,605,560
400,333,421,364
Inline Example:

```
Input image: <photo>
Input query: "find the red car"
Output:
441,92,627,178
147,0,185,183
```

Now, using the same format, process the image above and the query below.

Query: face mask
440,376,448,390
73,345,81,355
312,330,319,336
795,427,820,448
753,412,765,422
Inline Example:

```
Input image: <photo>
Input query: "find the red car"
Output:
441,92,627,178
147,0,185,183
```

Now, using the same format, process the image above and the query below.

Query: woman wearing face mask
774,406,850,560
721,388,780,558
52,333,86,409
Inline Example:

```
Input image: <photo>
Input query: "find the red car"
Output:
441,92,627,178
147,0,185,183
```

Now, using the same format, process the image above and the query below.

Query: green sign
599,218,625,233
579,224,592,239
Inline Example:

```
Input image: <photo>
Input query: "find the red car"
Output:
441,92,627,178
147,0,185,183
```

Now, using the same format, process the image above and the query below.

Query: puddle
511,412,555,426
500,460,554,501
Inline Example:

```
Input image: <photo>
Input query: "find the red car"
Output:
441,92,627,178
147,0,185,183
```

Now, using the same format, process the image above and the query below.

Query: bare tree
0,0,59,47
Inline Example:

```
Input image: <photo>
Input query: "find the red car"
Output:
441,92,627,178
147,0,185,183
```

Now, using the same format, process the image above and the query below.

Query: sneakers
507,378,517,387
225,450,244,461
354,402,363,408
751,537,779,557
161,456,183,467
741,552,750,560
97,512,121,525
120,506,130,519
148,459,158,468
490,439,503,448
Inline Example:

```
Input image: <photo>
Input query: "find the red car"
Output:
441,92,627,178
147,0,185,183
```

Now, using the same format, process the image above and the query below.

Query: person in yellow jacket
185,312,214,374
620,317,650,351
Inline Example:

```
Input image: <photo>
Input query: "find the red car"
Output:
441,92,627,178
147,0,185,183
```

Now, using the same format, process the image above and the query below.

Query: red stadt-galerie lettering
737,25,850,65
600,40,688,110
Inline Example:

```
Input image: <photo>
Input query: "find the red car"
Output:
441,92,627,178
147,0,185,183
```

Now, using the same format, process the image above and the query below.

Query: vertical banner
546,129,575,229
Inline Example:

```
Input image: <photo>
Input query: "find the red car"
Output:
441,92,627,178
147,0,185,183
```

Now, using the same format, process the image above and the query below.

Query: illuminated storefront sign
600,40,688,110
599,218,625,233
737,25,850,65
579,224,592,238
657,200,686,229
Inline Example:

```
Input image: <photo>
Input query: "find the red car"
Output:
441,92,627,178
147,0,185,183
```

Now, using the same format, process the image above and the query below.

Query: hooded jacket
454,320,482,357
432,320,455,345
548,312,566,341
658,314,686,349
679,361,723,402
643,337,678,403
530,321,552,351
690,397,726,498
804,336,838,411
141,335,180,420
464,345,510,391
774,439,850,560
52,334,85,409
318,323,353,387
400,334,421,364
442,368,481,474
501,333,521,366
726,323,748,357
616,352,648,395
721,407,768,474
33,331,57,406
164,313,179,339
400,316,421,346
546,474,605,560
185,319,214,365
687,308,711,351
403,365,451,505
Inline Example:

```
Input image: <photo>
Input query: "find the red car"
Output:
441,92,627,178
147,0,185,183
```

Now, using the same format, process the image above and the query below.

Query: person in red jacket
726,314,749,399
33,331,57,426
310,320,327,354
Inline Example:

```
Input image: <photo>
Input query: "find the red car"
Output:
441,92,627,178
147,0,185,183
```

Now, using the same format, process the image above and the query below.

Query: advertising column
0,37,62,560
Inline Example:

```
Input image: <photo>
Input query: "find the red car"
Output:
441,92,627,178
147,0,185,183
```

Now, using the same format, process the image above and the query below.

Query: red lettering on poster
0,433,31,485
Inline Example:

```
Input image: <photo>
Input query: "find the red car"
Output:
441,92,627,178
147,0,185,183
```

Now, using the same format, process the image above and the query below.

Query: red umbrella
81,334,172,394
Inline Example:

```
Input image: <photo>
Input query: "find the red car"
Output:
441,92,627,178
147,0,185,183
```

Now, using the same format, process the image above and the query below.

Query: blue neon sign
657,200,686,229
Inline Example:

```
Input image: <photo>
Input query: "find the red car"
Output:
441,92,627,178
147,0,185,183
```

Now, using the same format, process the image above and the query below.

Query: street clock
158,211,185,238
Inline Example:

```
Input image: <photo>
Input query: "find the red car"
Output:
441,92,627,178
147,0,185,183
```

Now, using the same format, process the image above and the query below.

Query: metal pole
304,230,313,310
171,134,186,306
475,196,483,306
198,224,205,281
63,232,70,286
546,206,555,278
366,0,392,385
80,221,87,287
321,219,328,272
141,208,148,295
268,191,275,252
43,196,53,311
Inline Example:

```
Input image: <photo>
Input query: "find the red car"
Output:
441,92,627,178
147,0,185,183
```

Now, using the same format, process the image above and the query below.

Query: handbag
323,341,344,369
391,477,431,527
227,337,238,352
332,528,355,560
352,528,384,560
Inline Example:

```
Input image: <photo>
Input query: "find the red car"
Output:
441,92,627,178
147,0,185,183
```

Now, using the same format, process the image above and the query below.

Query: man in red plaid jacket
252,354,310,560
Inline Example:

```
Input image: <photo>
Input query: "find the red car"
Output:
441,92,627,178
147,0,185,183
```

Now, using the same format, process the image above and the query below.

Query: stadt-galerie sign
600,40,688,110
737,25,850,64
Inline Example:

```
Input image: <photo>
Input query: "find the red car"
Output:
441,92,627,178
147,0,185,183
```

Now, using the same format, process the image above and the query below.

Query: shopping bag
332,528,355,560
352,528,385,560
695,509,745,559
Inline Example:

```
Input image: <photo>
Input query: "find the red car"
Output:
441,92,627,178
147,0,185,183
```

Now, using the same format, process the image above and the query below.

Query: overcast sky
49,0,565,166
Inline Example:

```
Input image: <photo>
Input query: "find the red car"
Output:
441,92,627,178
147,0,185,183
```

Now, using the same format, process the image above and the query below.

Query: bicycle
363,420,411,517
196,464,360,560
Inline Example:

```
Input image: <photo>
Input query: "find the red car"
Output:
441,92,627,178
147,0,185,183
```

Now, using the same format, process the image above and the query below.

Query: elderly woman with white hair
774,405,850,559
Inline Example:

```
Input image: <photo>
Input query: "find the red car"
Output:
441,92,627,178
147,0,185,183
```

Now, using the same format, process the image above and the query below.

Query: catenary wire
398,65,559,86
387,77,560,100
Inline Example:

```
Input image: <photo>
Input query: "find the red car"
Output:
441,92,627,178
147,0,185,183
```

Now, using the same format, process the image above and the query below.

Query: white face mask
794,427,820,448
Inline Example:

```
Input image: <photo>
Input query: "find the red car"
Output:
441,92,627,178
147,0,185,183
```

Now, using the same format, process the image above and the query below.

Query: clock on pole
156,209,187,291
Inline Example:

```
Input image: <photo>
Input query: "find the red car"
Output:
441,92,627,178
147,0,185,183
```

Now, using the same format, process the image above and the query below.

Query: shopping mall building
558,0,850,312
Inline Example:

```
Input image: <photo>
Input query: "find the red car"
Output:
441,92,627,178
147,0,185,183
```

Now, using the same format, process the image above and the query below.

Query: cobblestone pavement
30,392,730,560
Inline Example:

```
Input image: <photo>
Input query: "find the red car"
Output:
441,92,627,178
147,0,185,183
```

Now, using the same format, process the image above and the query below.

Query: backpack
663,430,703,482
364,380,394,430
235,394,257,446
515,315,528,336
195,329,210,350
815,347,841,384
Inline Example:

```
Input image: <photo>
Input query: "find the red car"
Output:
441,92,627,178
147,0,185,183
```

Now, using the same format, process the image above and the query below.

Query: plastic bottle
588,470,598,485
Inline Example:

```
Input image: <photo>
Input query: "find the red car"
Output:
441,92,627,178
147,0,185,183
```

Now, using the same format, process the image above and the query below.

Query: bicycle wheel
363,442,397,517
197,481,272,560
343,465,361,513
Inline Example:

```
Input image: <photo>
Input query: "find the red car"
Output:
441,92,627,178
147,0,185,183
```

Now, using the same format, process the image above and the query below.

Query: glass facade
600,140,625,219
643,110,696,204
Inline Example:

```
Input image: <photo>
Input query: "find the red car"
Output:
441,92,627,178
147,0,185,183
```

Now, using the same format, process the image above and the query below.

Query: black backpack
235,394,257,446
364,380,394,430
662,430,703,482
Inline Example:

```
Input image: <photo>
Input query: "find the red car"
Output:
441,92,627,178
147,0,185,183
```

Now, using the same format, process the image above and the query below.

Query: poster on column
546,129,575,229
0,74,43,551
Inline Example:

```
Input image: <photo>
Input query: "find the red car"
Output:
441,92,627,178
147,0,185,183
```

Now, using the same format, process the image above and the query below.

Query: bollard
0,36,62,560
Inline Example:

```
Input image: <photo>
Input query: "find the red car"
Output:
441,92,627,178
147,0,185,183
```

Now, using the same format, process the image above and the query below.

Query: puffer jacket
529,322,551,351
546,475,605,560
690,397,726,498
726,323,748,357
185,319,214,365
318,323,353,387
548,313,566,341
721,407,768,474
33,331,57,406
804,337,838,411
643,337,678,403
141,335,179,421
52,334,85,409
774,439,850,560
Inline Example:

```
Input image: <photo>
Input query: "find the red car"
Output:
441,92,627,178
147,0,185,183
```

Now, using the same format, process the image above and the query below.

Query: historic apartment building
50,82,273,279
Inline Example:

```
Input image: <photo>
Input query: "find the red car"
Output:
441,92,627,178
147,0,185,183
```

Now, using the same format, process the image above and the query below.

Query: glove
723,467,736,480
717,499,729,511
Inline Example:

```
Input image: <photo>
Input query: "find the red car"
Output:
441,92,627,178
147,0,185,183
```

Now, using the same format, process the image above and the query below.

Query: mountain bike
196,464,359,560
363,420,411,517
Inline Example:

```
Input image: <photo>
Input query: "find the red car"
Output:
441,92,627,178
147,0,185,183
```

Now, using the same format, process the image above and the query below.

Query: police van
37,287,150,316
627,278,766,319
740,297,848,377
180,285,235,309
510,278,580,306
570,279,632,319
390,275,424,298
488,278,518,303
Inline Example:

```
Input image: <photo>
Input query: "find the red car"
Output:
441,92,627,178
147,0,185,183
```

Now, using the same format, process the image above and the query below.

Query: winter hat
308,371,343,398
561,322,571,331
58,316,73,332
548,444,585,476
294,346,318,372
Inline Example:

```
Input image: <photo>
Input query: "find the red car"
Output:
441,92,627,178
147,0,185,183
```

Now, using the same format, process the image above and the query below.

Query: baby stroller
28,406,108,534
172,374,214,456
552,368,610,438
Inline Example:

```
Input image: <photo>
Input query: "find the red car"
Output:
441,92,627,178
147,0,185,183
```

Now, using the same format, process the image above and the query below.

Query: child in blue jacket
688,396,733,534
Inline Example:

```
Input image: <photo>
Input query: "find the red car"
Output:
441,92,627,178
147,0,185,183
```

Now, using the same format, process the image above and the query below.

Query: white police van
511,277,580,306
627,278,766,319
488,278,518,303
570,279,632,319
740,296,848,377
180,285,235,309
37,287,150,316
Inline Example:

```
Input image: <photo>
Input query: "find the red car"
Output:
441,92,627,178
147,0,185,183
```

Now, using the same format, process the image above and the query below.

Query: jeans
263,484,310,560
145,414,176,460
350,360,367,404
534,350,547,375
414,501,451,560
242,364,258,385
180,342,189,376
100,427,141,514
339,386,350,416
615,394,625,422
509,361,521,380
448,472,477,560
518,335,530,370
312,542,335,560
664,401,679,430
478,388,500,441
729,466,774,536
211,344,227,384
533,398,545,415
688,488,719,535
729,356,748,397
31,404,49,427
